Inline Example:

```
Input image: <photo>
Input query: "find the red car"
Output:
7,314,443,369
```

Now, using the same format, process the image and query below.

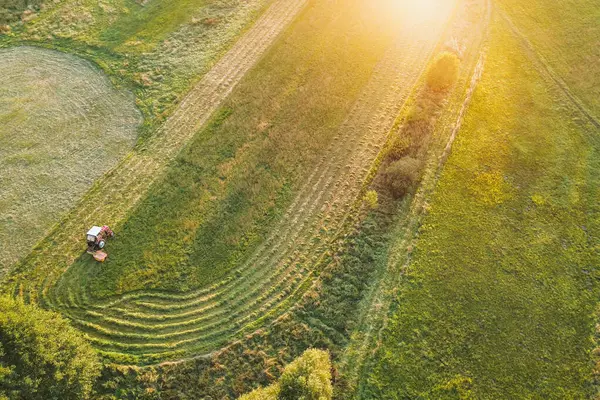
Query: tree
239,349,332,400
426,51,460,92
0,296,101,400
278,349,332,400
382,156,422,198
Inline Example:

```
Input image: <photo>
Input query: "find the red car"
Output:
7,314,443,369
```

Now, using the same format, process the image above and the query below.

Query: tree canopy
426,51,460,92
239,349,332,400
0,296,100,400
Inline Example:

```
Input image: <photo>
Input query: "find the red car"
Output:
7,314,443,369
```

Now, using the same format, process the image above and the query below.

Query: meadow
365,10,600,398
498,0,600,117
3,0,599,398
0,46,139,272
2,0,273,135
4,0,455,366
0,0,273,272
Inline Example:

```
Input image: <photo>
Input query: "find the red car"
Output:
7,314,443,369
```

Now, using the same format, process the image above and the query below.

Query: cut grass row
365,11,600,399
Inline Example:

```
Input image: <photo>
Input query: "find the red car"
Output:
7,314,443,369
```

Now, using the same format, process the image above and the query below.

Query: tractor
86,225,114,262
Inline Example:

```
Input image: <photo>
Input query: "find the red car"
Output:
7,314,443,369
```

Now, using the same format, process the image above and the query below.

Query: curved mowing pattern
5,3,453,364
0,46,140,273
48,23,450,363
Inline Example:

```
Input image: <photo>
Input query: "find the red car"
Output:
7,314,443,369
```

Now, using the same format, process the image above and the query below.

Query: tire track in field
497,7,600,131
42,15,453,363
4,0,308,298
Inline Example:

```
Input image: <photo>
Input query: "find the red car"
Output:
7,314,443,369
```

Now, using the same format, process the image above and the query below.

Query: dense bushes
381,157,422,198
0,297,100,400
426,51,460,92
239,349,333,400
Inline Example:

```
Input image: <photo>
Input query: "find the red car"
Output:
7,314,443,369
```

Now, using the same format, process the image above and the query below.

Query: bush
0,297,101,400
382,157,422,198
279,349,332,400
426,51,460,92
239,384,280,400
239,349,332,400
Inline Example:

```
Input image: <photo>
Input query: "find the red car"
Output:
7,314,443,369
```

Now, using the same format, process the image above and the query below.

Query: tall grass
366,15,600,398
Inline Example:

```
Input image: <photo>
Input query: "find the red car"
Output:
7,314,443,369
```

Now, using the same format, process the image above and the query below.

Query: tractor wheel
98,240,106,249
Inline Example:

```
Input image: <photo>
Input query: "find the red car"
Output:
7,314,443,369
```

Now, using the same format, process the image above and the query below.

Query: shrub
239,384,280,400
0,297,101,400
279,349,332,400
386,134,412,161
382,157,422,198
426,51,460,92
239,349,332,400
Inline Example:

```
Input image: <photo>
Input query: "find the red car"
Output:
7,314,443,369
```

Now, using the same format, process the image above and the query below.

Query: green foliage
239,349,332,400
381,156,422,198
426,51,460,92
239,384,279,400
0,296,101,400
364,190,378,209
366,17,600,399
279,349,332,400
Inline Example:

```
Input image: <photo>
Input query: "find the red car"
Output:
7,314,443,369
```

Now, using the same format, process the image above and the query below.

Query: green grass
98,0,208,52
365,13,600,399
497,0,600,117
0,0,271,271
1,0,272,140
0,46,139,272
68,0,400,298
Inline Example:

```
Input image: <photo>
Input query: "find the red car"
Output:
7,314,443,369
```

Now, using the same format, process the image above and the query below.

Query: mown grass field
74,0,400,297
3,0,456,366
0,46,139,272
0,0,273,272
365,10,600,399
1,0,272,140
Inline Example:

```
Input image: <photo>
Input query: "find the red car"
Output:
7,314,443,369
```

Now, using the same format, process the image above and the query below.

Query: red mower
86,225,114,262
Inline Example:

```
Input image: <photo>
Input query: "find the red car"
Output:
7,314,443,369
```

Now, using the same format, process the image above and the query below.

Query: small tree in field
279,349,332,400
0,296,101,400
382,157,422,198
426,51,460,92
239,349,332,400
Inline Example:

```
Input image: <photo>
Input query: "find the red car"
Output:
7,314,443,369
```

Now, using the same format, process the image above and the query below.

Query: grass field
365,11,600,399
0,0,273,273
3,0,599,398
3,0,455,365
497,0,600,117
0,46,139,272
1,0,272,140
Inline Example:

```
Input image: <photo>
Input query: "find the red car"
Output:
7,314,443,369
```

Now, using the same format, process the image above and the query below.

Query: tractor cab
86,225,114,261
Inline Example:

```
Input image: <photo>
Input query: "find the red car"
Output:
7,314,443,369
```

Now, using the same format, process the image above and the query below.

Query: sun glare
379,0,455,33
